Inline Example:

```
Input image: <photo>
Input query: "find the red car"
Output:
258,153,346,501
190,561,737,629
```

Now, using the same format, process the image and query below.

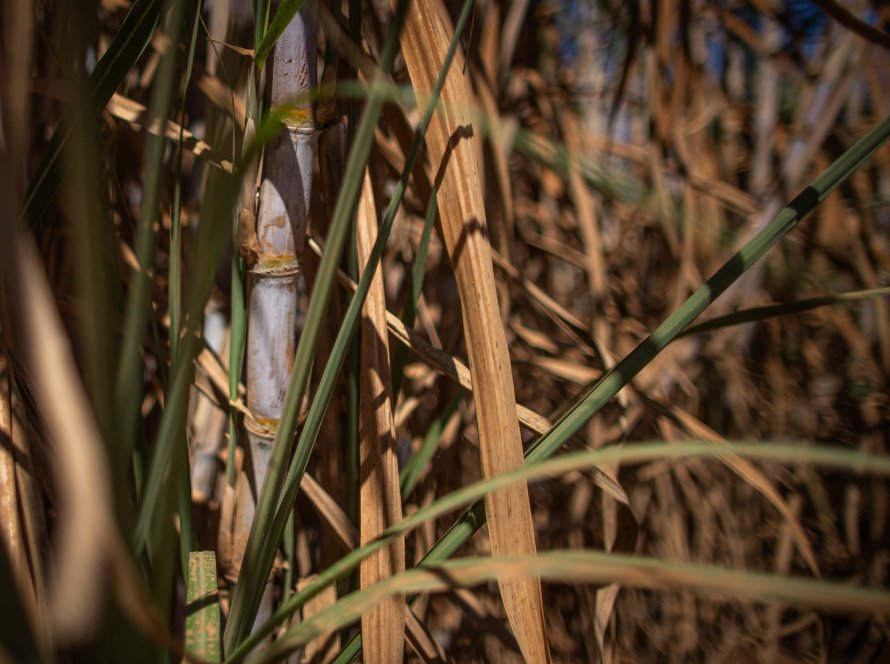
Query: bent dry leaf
393,1,551,659
257,548,890,662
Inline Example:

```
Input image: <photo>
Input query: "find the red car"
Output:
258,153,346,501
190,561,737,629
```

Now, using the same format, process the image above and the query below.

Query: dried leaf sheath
393,1,551,660
356,169,406,663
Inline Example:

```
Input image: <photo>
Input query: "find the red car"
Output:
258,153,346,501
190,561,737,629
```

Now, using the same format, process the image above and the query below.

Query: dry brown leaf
104,92,234,171
594,583,620,661
196,74,247,129
0,350,50,652
393,2,551,660
302,473,357,553
510,319,561,355
533,357,601,385
647,397,821,577
560,112,607,303
356,169,406,664
297,575,338,664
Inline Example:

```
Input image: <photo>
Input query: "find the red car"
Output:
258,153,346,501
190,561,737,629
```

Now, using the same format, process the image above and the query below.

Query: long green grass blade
227,253,248,489
23,0,165,227
680,286,890,337
344,183,361,544
254,0,305,70
254,0,272,52
261,548,890,662
116,0,191,523
172,0,206,581
64,8,126,523
171,0,206,360
225,439,890,661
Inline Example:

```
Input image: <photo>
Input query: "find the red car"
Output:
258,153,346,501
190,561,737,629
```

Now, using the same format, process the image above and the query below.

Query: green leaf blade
186,551,222,663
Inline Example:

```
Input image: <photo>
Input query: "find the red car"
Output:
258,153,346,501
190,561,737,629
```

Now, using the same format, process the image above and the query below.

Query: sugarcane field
2,0,890,661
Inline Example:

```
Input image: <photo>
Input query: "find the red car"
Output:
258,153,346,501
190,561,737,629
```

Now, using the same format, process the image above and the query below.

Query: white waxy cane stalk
246,3,316,482
233,0,317,637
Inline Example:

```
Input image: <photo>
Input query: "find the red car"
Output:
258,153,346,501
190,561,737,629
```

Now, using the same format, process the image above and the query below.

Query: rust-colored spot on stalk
272,105,314,129
258,216,294,259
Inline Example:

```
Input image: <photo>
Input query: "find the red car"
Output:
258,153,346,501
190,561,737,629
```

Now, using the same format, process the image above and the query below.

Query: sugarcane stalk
238,0,317,636
246,0,315,503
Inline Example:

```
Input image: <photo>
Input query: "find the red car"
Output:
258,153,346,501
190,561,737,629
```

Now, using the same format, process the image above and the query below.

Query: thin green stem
23,0,165,227
171,0,204,579
679,286,890,337
116,0,189,521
